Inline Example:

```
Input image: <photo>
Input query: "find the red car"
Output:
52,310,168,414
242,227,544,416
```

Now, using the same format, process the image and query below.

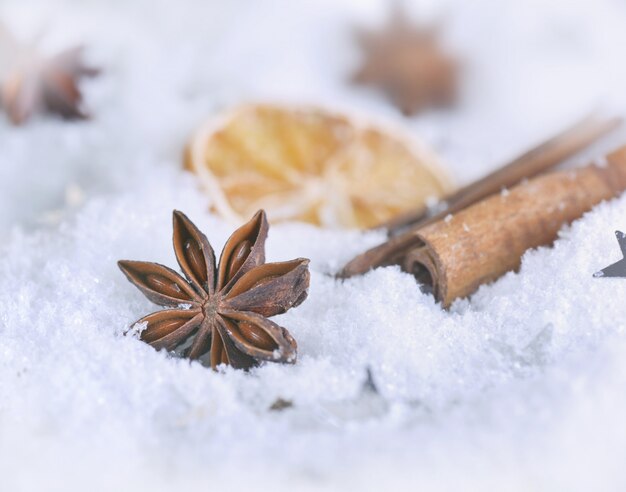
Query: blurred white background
2,0,626,236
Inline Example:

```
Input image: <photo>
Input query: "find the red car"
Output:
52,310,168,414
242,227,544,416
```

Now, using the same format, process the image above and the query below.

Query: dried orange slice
184,104,452,229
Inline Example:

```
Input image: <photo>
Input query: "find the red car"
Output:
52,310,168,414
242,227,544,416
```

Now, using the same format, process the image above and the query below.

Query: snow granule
2,0,626,491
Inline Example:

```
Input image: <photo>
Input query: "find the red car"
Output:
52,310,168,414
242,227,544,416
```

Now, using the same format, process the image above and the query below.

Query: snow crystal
2,0,626,491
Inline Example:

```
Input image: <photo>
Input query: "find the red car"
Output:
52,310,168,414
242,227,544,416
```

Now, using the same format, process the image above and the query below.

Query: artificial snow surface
2,1,626,491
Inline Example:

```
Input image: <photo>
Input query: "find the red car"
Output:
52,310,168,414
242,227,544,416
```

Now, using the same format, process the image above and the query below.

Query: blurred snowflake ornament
0,24,99,125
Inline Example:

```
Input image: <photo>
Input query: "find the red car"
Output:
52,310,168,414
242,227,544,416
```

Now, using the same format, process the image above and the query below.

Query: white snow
2,0,626,490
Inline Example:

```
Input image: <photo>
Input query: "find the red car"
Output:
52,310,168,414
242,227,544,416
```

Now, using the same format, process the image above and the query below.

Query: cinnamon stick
383,114,622,236
340,115,621,278
404,146,626,307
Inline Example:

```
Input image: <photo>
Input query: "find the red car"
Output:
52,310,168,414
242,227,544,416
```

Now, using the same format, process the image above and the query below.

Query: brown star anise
352,7,458,116
118,210,310,370
0,25,99,125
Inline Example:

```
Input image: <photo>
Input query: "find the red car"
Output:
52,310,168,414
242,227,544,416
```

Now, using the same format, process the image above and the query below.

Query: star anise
352,7,458,116
118,210,310,370
0,25,98,125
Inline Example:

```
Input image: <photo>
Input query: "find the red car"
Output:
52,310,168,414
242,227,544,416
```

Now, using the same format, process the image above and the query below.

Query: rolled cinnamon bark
404,146,626,307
